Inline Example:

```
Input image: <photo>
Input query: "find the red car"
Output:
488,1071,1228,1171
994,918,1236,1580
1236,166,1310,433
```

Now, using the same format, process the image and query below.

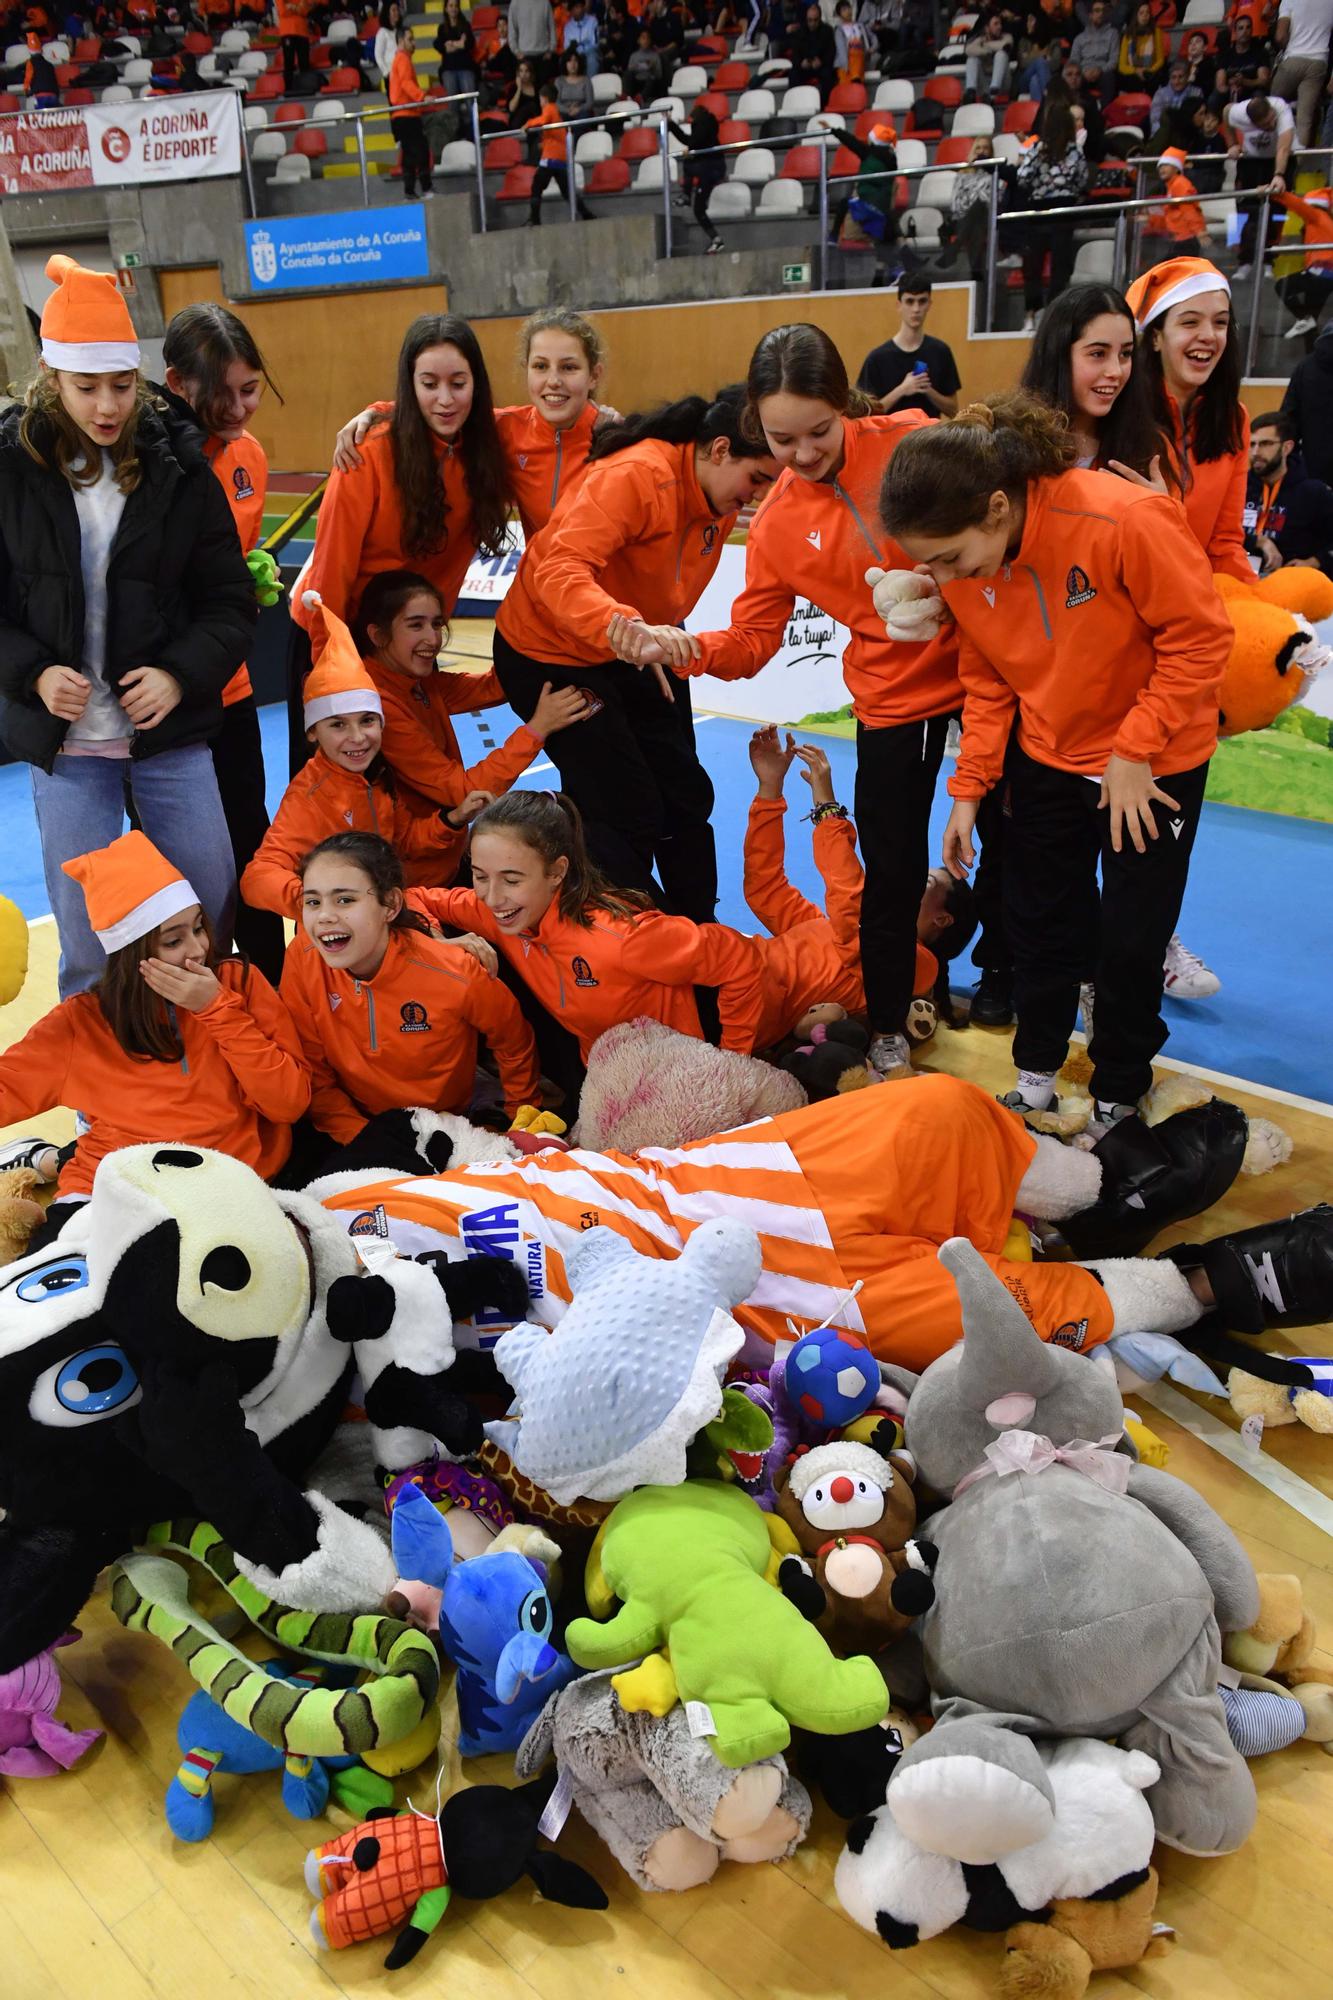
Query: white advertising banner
0,91,241,195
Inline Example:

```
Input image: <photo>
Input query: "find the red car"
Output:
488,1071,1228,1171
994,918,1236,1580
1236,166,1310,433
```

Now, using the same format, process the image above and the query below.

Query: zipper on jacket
550,430,564,513
1020,565,1053,640
833,479,882,561
366,780,382,835
355,980,379,1050
169,1004,189,1075
520,933,565,1011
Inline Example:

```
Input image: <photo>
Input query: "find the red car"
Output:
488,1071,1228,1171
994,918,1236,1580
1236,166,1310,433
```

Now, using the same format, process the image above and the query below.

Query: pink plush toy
0,1632,101,1777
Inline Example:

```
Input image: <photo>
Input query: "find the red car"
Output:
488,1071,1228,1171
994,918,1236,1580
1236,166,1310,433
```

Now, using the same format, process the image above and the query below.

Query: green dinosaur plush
246,548,284,606
565,1483,890,1769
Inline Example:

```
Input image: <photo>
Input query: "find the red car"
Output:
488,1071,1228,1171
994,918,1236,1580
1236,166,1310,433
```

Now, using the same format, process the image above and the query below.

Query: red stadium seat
63,86,92,102
587,156,631,192
472,5,501,27
696,90,729,119
498,164,537,199
830,143,860,177
1103,91,1151,126
55,62,79,85
294,127,327,157
251,72,283,98
74,34,102,58
934,134,975,163
275,102,308,123
182,30,211,54
828,81,867,113
0,91,18,110
781,143,823,180
922,74,963,107
484,134,521,167
714,60,750,90
618,125,660,159
1003,98,1038,132
854,107,886,140
718,118,750,144
325,65,360,92
694,36,728,62
308,40,332,69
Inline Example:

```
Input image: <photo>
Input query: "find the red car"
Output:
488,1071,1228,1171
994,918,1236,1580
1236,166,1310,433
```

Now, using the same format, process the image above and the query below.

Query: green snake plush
109,1519,440,1759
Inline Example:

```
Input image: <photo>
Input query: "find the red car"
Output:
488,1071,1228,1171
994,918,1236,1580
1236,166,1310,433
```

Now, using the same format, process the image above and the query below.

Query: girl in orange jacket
294,315,513,639
333,308,611,541
409,790,768,1071
355,568,590,835
880,392,1231,1127
1,831,308,1233
492,388,778,923
161,301,284,984
1126,257,1252,583
241,596,461,917
1274,188,1333,334
281,832,540,1142
634,324,962,1072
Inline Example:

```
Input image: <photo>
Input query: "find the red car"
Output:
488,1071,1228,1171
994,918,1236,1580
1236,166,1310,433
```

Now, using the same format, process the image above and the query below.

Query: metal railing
242,85,489,220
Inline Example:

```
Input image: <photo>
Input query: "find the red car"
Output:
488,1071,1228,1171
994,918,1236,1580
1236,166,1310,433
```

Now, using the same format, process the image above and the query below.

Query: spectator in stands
1281,322,1333,482
857,277,962,414
1015,11,1058,99
834,0,868,83
1150,60,1205,146
480,14,518,104
388,25,434,200
1146,145,1209,259
1182,28,1217,100
563,0,600,76
509,0,556,77
1273,0,1333,144
1246,409,1333,574
790,0,836,101
858,0,906,63
1015,94,1088,332
1224,92,1294,278
626,23,664,95
1115,0,1166,94
508,55,542,126
944,134,1003,276
1274,184,1333,334
1187,100,1228,190
557,45,594,119
964,11,1012,99
1069,0,1117,98
646,0,685,72
601,1,637,71
666,101,726,252
275,0,315,93
821,116,902,265
1216,13,1273,98
374,0,402,82
434,0,477,101
1057,60,1106,157
527,78,595,219
1039,0,1077,46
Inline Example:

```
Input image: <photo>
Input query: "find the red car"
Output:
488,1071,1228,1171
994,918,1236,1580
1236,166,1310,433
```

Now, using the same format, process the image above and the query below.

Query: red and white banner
0,90,241,196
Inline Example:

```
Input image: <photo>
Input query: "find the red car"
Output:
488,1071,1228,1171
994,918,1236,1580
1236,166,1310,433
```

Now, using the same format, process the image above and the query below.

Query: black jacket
1245,455,1333,578
0,396,256,773
1282,327,1333,491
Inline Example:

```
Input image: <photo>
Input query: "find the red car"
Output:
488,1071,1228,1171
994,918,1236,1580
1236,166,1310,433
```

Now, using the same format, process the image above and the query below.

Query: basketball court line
1139,1381,1333,1536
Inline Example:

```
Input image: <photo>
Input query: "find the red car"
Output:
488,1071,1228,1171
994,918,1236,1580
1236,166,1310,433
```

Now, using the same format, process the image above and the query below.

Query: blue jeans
30,743,237,999
1019,57,1050,98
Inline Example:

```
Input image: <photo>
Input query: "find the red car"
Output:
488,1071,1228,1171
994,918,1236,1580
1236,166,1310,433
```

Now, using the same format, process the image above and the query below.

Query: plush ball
0,894,28,1007
787,1325,880,1428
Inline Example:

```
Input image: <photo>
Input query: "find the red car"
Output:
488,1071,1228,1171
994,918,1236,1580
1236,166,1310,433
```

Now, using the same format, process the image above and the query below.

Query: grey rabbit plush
881,1238,1259,1865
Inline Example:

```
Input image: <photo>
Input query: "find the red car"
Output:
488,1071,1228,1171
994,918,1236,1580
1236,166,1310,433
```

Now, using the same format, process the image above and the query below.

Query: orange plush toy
1214,571,1333,737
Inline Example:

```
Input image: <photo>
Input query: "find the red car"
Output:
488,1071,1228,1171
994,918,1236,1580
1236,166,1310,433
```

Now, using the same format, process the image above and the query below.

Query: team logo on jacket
571,955,598,988
399,1000,430,1032
232,465,256,503
343,809,355,826
701,522,719,555
806,529,821,550
1065,565,1097,608
328,993,341,1011
1050,1319,1089,1351
517,453,529,468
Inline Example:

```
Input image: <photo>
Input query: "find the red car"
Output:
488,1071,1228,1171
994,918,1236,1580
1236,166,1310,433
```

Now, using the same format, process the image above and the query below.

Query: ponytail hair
352,567,447,656
470,791,654,926
297,831,433,937
743,322,875,441
587,383,772,463
879,391,1076,541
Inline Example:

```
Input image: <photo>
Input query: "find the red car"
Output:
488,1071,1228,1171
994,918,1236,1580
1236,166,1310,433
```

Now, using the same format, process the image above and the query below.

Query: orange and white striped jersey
322,1120,860,1354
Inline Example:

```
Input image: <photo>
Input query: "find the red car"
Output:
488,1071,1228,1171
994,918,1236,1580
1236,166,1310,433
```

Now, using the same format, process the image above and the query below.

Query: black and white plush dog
0,1123,529,1672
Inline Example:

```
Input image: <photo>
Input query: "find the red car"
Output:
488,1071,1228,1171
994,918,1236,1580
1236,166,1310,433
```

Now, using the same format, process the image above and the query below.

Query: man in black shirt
1246,410,1333,579
856,277,962,416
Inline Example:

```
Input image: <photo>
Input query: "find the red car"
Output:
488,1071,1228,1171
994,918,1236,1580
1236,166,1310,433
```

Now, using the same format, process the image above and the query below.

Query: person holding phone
855,276,961,417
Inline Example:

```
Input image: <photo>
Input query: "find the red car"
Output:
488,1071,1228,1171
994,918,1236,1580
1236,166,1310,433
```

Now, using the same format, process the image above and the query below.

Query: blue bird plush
391,1484,579,1757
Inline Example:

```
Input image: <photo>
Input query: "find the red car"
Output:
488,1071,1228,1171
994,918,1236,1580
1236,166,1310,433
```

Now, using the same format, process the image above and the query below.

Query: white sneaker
1232,263,1253,283
1163,935,1221,1000
867,1031,912,1074
1021,313,1037,335
0,1136,59,1181
1284,315,1318,338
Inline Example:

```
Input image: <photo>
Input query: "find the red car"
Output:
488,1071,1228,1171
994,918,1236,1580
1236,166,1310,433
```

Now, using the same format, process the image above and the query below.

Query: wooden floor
2,930,1333,2000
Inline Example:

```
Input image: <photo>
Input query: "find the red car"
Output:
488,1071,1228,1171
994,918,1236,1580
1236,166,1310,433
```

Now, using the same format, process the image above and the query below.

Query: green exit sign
120,251,142,268
782,261,810,286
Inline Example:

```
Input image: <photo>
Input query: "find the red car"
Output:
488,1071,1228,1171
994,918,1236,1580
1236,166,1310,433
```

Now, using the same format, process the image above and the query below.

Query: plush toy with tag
306,1773,608,1968
773,1440,937,1652
866,567,948,643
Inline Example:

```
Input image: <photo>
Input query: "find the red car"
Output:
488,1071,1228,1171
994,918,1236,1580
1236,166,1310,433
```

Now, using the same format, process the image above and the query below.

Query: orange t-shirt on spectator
526,101,566,163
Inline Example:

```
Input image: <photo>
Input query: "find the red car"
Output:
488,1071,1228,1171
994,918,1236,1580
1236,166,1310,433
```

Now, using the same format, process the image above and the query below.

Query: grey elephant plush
516,1670,811,1891
885,1238,1259,1864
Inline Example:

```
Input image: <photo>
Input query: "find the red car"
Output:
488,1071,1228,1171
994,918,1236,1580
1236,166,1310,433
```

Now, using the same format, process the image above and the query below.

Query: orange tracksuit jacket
496,401,597,537
408,887,767,1060
1154,170,1206,243
1161,391,1252,585
496,438,735,667
240,750,458,917
0,963,308,1197
1277,189,1333,268
946,469,1229,800
281,929,540,1141
688,414,962,728
388,47,426,111
367,656,545,830
323,1073,1113,1370
744,796,935,1047
205,428,267,706
294,427,479,634
526,101,566,162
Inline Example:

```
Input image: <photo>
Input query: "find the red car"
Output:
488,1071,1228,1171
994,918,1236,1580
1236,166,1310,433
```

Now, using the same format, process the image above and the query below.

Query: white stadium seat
757,177,803,214
732,145,776,183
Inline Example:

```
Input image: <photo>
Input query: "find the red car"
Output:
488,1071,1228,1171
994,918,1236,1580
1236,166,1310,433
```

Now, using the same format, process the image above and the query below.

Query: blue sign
244,206,429,292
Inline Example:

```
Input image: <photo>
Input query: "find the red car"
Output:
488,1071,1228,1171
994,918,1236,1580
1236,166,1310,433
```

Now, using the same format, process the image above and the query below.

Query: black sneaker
1059,1100,1249,1259
969,969,1014,1028
1162,1204,1333,1336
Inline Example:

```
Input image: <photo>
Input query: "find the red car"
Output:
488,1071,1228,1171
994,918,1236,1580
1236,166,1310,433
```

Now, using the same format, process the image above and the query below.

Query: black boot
969,968,1014,1028
1059,1100,1249,1259
1163,1204,1333,1336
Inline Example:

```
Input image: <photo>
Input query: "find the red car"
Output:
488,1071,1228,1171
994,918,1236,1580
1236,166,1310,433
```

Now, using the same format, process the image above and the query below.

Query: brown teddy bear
1223,1572,1333,1751
1001,1868,1173,1999
773,1441,936,1652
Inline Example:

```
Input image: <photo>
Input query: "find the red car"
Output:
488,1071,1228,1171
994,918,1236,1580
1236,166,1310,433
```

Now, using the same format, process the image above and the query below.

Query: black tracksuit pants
854,712,949,1033
212,695,285,986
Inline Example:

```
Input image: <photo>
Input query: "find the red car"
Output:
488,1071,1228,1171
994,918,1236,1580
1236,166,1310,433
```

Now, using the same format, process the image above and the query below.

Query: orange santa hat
62,831,197,952
40,253,140,374
1125,255,1229,329
1159,145,1189,169
301,590,384,729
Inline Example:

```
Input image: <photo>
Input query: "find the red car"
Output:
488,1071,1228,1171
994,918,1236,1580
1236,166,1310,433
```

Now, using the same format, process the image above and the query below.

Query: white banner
86,91,241,186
